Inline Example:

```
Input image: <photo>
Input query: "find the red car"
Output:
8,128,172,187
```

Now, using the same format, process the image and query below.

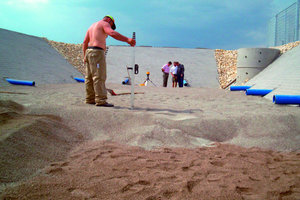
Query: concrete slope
246,45,300,100
106,46,219,88
0,28,83,86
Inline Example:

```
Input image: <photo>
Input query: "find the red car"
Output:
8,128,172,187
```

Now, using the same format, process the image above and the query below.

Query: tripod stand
140,72,157,86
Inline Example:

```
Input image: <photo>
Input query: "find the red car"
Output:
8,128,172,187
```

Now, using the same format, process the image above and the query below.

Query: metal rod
296,0,300,41
130,32,136,109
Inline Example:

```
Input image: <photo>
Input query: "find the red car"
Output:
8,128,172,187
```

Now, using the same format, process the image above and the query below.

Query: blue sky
0,0,297,49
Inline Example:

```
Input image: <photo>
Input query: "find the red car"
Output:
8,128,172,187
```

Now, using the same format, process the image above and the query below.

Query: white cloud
245,30,266,41
5,0,49,10
6,0,49,5
6,0,48,4
24,0,48,3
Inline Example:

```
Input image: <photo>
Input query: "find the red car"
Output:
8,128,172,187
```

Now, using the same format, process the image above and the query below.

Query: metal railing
268,0,300,46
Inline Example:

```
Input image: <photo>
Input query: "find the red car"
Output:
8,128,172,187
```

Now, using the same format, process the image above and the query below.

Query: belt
87,46,104,50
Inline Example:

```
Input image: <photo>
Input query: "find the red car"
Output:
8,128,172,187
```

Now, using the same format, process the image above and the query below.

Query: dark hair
168,61,172,65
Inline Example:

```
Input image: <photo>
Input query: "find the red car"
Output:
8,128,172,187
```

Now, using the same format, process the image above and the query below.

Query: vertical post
275,14,278,46
284,8,287,45
130,32,136,109
296,0,300,41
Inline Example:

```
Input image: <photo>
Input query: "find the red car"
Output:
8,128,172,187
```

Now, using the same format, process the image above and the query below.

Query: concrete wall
236,48,280,85
246,45,300,100
0,28,83,86
106,46,219,88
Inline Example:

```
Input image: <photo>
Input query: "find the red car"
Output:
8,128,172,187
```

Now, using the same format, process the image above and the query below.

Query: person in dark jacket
177,62,185,87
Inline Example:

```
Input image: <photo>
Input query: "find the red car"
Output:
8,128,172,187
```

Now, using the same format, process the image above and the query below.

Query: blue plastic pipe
6,78,35,86
74,77,85,83
230,85,252,91
122,78,129,84
273,95,300,105
245,89,273,96
183,80,188,86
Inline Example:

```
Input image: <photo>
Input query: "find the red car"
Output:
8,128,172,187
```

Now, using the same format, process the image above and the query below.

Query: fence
268,0,300,46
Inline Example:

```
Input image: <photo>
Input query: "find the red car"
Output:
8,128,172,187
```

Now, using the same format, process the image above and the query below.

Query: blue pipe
230,85,252,91
74,77,85,83
273,95,300,105
245,89,273,96
6,78,35,86
183,80,189,86
122,78,129,84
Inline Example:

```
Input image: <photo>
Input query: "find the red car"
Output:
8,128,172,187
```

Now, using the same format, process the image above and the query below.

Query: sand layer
2,141,300,200
0,83,300,199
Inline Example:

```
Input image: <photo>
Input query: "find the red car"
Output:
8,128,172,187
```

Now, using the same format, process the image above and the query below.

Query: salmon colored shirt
161,64,171,73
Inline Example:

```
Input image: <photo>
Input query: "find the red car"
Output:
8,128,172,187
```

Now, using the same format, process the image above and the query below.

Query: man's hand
128,38,136,47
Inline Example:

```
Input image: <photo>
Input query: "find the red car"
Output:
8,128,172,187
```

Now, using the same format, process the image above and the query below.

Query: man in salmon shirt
83,15,136,107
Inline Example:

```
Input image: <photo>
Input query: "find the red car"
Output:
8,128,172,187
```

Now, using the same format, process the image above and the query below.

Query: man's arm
82,30,90,62
170,69,174,77
103,23,136,46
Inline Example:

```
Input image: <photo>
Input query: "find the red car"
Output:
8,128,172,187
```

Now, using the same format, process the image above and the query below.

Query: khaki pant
85,49,107,104
163,72,169,87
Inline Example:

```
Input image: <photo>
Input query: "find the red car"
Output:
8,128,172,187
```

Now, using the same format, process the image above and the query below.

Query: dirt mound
1,84,300,199
0,100,84,187
2,141,300,200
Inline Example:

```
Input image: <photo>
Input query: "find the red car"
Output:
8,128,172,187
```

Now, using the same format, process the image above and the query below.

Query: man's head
174,61,178,66
168,61,172,66
104,15,116,30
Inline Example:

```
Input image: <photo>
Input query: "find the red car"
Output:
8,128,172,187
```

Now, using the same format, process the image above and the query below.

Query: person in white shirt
170,62,178,88
161,61,172,87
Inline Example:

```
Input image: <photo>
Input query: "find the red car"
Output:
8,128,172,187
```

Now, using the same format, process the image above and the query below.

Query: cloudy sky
0,0,297,49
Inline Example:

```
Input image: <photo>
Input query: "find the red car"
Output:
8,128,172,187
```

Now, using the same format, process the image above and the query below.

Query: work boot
96,102,114,107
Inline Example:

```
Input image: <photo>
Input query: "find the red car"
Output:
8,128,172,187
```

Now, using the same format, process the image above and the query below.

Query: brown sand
0,83,300,199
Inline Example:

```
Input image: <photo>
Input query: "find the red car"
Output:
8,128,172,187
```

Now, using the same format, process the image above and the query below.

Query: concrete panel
246,45,300,100
106,46,219,88
236,48,280,84
0,28,83,86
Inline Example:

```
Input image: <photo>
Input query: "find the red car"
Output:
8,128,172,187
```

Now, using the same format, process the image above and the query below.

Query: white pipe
130,32,136,109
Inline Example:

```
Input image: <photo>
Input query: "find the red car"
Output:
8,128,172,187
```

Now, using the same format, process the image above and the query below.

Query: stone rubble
271,41,300,53
214,49,237,89
44,38,299,89
44,38,85,75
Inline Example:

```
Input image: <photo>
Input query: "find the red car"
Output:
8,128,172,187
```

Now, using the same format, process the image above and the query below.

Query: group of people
161,61,185,88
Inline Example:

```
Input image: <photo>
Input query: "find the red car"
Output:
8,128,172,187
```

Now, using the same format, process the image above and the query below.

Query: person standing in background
177,62,185,87
161,61,172,87
170,62,178,88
